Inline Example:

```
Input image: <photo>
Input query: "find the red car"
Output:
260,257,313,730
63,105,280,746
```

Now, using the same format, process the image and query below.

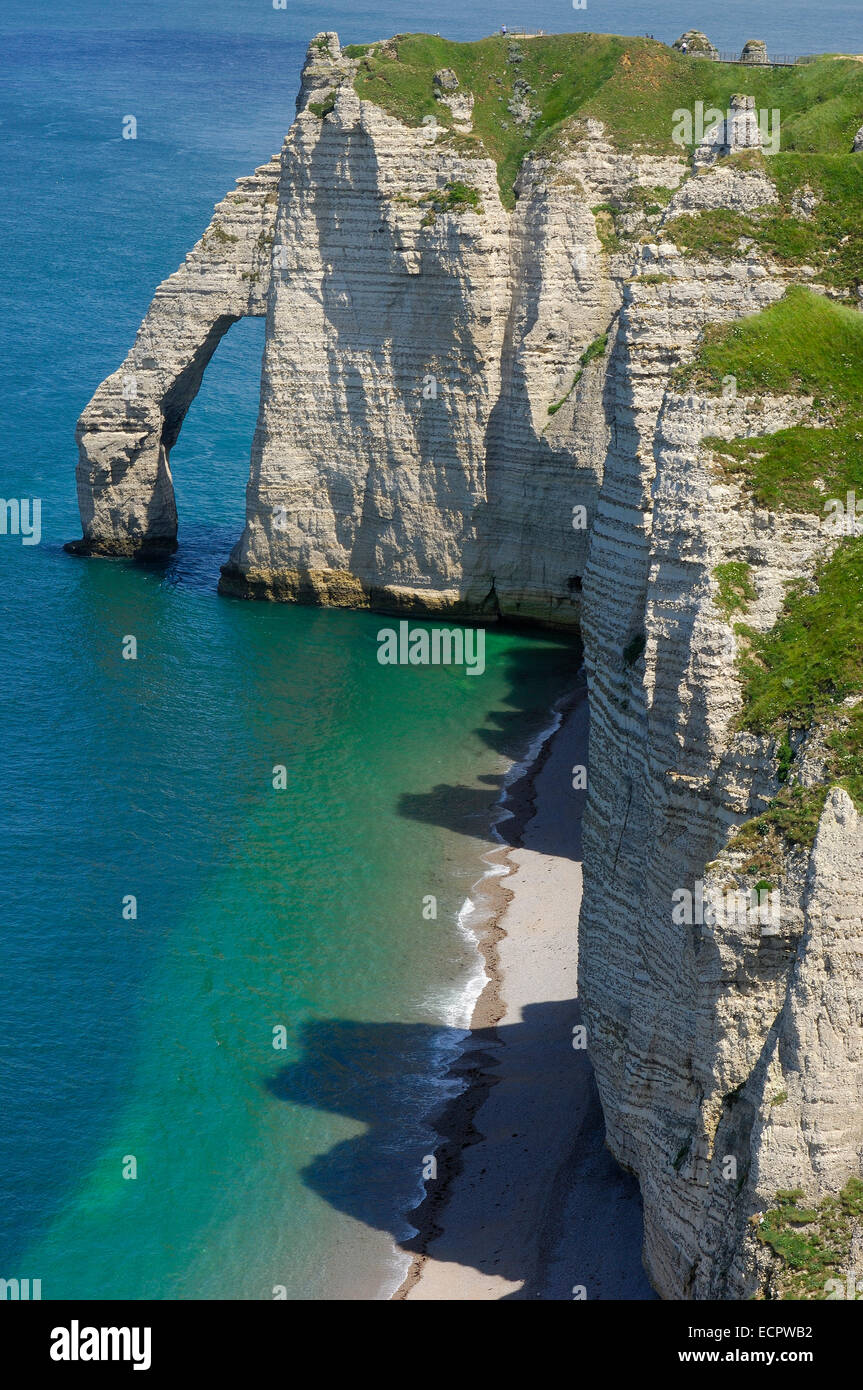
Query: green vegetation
728,546,863,857
679,289,863,512
204,224,239,250
713,561,756,617
308,96,337,118
591,206,621,254
348,34,863,205
666,155,863,297
584,53,863,158
672,1138,691,1171
627,183,675,212
827,705,863,808
776,726,794,783
547,334,608,415
630,272,672,285
770,1091,788,1105
353,32,630,204
734,784,828,875
420,180,484,224
679,290,863,850
756,1180,863,1299
680,287,863,402
736,541,863,733
581,332,609,368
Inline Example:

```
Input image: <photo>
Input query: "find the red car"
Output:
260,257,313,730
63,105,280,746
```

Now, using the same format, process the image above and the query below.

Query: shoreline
392,669,655,1301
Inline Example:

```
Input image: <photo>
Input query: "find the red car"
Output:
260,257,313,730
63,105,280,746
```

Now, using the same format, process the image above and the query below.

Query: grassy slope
756,1180,863,1300
667,154,863,296
679,289,863,836
584,47,863,153
347,33,863,203
678,288,863,512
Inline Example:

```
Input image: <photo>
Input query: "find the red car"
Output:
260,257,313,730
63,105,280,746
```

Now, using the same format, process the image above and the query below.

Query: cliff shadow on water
397,634,586,859
264,1004,653,1300
265,634,653,1299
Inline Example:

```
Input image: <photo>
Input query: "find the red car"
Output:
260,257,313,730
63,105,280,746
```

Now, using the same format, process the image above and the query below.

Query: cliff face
71,33,638,625
580,349,862,1296
71,32,863,1298
216,35,631,625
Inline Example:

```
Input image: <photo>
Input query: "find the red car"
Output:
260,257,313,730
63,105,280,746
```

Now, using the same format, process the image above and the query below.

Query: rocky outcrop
741,39,770,65
673,31,719,59
70,157,281,556
74,37,679,625
693,94,764,168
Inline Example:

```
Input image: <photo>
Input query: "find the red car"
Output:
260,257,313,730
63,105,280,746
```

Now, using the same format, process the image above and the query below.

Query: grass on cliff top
729,539,863,848
666,154,863,296
737,541,863,733
353,31,628,204
677,288,863,512
680,289,863,829
756,1179,863,1299
349,33,863,204
582,49,863,157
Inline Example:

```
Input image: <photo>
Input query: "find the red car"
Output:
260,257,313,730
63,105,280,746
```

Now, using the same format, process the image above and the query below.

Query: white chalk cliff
71,33,863,1298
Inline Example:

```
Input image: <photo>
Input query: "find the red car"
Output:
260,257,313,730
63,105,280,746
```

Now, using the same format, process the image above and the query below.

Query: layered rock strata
70,155,281,555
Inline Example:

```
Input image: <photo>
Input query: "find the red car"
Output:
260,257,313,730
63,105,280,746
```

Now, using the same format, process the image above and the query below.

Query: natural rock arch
67,155,281,557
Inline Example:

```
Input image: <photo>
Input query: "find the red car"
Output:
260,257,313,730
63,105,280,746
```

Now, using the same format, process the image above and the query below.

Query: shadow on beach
264,1003,655,1300
263,641,653,1300
396,635,585,859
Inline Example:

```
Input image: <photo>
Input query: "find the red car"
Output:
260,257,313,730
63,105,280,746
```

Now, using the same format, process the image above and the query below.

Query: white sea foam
385,688,577,1297
436,693,569,1031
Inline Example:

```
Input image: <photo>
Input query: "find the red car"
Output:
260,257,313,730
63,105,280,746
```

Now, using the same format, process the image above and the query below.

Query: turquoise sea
2,0,859,1300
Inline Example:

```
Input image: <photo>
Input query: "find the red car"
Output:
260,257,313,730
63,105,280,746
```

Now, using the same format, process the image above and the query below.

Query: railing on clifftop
711,51,806,67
